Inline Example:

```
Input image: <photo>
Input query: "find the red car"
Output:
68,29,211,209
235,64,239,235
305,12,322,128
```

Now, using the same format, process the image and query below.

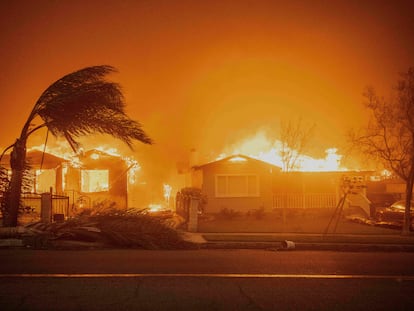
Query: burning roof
1,150,66,170
193,154,282,171
79,149,125,168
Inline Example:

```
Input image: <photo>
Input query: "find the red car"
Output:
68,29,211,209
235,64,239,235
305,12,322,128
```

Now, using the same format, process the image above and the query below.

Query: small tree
280,118,315,172
1,65,152,227
351,67,414,234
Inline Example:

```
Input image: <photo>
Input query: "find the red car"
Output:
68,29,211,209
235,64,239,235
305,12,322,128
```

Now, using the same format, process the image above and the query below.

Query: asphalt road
1,249,414,310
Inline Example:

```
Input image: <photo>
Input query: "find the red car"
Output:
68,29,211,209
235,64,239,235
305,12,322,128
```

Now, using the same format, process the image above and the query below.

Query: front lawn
197,209,400,235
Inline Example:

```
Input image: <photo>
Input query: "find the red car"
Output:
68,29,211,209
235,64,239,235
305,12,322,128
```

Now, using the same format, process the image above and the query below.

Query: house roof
80,149,126,168
83,149,117,157
193,154,282,171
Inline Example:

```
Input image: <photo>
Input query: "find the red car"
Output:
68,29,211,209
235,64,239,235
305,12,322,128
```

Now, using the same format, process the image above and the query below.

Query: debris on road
0,209,197,250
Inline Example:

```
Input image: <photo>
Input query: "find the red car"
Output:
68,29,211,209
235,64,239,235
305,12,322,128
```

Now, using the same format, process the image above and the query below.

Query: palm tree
2,65,152,226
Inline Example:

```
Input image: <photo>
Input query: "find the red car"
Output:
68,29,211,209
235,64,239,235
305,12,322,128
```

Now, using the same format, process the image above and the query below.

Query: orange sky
1,0,414,185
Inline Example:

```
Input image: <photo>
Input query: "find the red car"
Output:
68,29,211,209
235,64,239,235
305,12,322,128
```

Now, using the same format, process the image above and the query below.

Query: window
35,169,56,193
215,174,259,197
81,170,109,192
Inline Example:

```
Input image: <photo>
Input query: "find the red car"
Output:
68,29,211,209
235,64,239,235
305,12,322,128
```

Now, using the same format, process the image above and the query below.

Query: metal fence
175,194,191,221
273,193,337,209
20,193,42,213
51,194,70,216
21,192,70,219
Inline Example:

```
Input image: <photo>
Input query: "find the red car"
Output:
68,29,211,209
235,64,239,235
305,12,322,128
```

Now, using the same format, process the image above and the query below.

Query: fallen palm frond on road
1,209,196,250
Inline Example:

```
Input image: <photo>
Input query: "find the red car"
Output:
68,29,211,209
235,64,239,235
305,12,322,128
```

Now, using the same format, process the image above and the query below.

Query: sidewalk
191,232,414,252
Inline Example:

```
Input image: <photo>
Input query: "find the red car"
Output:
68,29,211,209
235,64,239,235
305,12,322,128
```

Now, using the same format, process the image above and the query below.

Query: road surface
1,249,413,310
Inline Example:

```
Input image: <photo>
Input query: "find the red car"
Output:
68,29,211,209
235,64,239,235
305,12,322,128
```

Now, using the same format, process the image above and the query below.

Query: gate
51,194,70,218
21,192,70,221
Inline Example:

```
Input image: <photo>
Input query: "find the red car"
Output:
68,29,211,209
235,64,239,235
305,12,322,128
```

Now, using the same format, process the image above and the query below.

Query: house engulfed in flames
2,149,132,213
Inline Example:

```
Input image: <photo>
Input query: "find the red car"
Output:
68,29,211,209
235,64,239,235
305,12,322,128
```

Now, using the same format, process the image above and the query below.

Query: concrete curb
0,239,24,248
198,232,414,252
202,241,414,252
2,232,414,252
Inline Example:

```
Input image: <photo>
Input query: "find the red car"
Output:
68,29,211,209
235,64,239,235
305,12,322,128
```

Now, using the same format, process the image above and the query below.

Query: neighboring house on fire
1,149,130,215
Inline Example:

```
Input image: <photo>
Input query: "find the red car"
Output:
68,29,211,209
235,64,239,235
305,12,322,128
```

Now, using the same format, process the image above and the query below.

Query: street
1,249,414,310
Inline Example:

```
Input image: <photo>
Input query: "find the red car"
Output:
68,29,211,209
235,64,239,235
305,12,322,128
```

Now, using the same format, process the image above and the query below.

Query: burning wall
69,150,129,209
1,147,134,210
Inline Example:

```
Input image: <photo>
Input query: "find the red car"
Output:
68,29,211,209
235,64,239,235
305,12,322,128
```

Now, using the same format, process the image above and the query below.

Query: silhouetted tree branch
280,118,315,172
350,67,414,234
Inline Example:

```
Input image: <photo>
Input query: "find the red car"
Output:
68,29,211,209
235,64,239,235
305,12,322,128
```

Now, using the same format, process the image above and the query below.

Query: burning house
67,149,130,209
1,148,133,216
1,150,66,194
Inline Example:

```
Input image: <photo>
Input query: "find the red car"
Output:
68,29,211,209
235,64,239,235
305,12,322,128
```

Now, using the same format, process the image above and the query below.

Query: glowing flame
94,146,121,157
125,157,141,184
296,148,343,172
81,169,109,192
163,183,172,205
90,153,100,160
30,141,77,160
30,143,82,168
228,156,247,162
148,203,163,212
29,142,142,184
218,131,346,172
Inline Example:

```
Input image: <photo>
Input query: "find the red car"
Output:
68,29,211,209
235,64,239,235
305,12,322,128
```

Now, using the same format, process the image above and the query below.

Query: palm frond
35,65,119,112
31,65,152,149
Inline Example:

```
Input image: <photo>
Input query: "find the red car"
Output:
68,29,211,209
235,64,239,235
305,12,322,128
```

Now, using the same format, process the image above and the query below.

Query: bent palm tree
2,65,152,226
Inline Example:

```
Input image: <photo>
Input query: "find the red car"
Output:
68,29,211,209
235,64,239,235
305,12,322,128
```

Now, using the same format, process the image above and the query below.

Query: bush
176,187,208,219
218,207,240,220
247,206,265,220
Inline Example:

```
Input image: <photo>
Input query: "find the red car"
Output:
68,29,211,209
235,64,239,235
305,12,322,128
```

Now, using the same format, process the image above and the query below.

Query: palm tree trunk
3,138,27,227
